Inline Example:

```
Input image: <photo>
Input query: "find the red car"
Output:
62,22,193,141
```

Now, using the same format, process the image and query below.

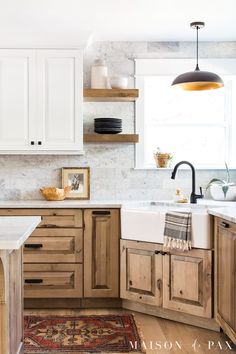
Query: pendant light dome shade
172,22,224,91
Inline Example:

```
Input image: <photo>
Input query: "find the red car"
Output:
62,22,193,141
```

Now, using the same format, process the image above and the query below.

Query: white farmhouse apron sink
121,204,213,249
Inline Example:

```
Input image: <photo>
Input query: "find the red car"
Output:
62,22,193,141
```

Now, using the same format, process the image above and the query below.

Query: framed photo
62,167,90,200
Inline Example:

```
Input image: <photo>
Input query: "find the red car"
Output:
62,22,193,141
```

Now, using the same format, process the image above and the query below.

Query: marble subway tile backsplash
0,41,236,200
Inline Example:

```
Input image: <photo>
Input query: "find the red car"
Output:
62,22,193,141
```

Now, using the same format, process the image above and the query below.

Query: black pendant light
172,22,224,91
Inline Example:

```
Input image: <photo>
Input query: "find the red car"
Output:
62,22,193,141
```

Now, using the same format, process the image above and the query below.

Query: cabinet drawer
24,264,82,298
0,209,83,228
24,228,83,263
39,210,83,228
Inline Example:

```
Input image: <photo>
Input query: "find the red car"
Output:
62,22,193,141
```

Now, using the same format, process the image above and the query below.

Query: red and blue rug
24,314,143,353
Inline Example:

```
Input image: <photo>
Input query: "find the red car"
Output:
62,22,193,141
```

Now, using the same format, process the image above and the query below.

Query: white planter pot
210,184,236,201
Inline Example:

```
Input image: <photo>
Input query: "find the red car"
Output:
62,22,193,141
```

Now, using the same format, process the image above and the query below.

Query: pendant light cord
195,25,200,71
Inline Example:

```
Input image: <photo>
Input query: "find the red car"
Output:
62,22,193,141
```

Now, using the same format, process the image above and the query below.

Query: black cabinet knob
30,141,35,145
38,141,42,145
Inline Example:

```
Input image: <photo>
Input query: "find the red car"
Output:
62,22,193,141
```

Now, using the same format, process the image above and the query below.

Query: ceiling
0,0,235,42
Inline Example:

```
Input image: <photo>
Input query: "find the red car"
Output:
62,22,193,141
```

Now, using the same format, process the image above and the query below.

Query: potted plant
153,147,173,168
206,163,236,201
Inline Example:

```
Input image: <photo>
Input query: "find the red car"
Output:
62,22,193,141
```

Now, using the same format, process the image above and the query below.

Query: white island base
0,217,41,354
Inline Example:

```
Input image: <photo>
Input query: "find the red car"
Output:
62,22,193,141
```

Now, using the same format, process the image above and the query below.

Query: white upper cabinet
0,50,36,151
36,50,83,152
0,49,83,154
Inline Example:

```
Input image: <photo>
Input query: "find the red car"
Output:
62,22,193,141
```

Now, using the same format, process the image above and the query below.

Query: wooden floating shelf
84,89,139,102
84,134,139,143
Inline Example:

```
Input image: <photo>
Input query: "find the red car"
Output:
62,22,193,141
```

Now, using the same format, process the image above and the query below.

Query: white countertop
0,216,41,250
208,207,236,223
0,200,122,208
0,199,236,224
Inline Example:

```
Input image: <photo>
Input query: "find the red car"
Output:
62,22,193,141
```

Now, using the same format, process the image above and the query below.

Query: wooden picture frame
62,167,90,200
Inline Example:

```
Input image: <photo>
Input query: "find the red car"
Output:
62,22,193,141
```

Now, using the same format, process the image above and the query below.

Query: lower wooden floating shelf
84,134,139,143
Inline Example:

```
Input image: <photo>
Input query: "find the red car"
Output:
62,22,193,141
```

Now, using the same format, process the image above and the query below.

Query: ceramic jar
91,59,110,89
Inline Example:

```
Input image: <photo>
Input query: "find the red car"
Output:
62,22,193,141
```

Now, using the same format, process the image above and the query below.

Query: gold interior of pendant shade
174,81,224,91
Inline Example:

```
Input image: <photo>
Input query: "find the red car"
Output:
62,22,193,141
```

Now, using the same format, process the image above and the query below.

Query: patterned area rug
24,314,143,353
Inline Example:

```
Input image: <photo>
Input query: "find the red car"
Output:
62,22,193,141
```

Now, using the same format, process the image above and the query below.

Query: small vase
154,154,170,168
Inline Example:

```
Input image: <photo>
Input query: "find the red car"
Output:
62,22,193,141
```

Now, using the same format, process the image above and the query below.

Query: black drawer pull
220,221,230,229
25,279,43,284
24,243,43,249
43,224,57,228
92,211,111,216
38,141,42,145
30,141,35,145
155,250,160,254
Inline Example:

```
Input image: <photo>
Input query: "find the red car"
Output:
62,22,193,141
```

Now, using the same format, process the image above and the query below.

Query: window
135,59,236,169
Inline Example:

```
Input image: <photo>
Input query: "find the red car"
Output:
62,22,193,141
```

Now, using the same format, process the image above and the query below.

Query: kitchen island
0,216,41,354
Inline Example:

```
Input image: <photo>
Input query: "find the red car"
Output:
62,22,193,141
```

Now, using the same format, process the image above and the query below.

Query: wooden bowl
40,186,71,201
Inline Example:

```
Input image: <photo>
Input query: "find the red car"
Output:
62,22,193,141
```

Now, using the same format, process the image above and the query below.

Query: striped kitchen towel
163,211,192,251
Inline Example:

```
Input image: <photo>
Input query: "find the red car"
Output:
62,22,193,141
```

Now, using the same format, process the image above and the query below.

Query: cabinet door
217,221,236,336
0,50,36,151
163,249,212,318
84,209,120,298
120,240,163,306
36,50,83,152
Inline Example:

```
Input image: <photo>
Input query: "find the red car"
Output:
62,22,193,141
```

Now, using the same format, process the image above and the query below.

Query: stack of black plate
94,118,122,134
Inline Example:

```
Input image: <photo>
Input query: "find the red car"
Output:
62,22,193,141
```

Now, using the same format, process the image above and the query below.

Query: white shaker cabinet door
36,50,83,152
0,50,36,151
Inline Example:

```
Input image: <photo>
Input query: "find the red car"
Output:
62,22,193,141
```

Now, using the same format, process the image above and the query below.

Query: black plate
95,122,122,128
94,118,122,123
95,128,122,134
95,130,122,134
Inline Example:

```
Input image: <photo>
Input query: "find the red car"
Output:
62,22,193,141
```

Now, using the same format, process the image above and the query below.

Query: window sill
134,166,236,171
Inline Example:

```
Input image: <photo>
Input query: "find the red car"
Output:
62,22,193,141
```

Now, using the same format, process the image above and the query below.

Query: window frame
135,58,236,170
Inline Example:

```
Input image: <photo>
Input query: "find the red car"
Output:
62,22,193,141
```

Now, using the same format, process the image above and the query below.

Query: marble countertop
0,199,235,209
0,216,41,250
0,200,122,208
0,199,236,224
208,207,236,223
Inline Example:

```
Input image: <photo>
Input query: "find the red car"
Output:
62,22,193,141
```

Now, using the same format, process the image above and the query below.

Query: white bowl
210,184,236,201
110,76,128,89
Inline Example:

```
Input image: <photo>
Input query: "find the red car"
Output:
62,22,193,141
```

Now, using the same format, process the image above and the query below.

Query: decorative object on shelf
40,186,71,201
62,167,90,199
94,118,122,134
172,22,224,91
206,163,236,201
110,75,129,89
153,147,173,168
91,59,110,89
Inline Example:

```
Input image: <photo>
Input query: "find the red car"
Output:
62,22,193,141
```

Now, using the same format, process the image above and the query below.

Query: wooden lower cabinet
24,263,83,298
121,240,213,319
163,249,212,318
215,218,236,345
120,240,163,306
84,209,120,298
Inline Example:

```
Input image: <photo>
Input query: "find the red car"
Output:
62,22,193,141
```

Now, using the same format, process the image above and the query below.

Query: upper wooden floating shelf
84,134,139,143
83,89,139,102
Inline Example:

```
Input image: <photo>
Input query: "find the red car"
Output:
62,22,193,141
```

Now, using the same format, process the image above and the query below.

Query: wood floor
25,308,236,354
